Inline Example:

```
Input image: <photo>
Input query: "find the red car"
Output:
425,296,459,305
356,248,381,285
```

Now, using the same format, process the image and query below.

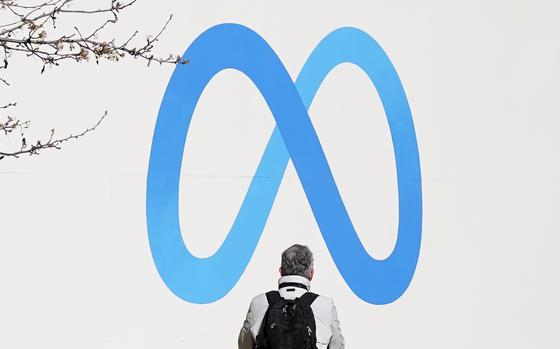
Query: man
238,244,345,349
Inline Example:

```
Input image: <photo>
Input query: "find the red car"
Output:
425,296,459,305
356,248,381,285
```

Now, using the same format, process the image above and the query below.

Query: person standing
238,244,345,349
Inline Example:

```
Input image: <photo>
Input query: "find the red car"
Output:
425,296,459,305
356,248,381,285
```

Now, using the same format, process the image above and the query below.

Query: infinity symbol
146,24,422,305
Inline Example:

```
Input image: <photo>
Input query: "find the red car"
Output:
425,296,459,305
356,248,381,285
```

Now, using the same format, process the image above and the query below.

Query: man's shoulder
309,293,337,323
249,292,269,310
311,293,336,308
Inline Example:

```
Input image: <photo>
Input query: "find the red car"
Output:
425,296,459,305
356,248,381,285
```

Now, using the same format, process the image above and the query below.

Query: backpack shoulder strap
297,292,319,306
257,291,282,349
265,290,282,305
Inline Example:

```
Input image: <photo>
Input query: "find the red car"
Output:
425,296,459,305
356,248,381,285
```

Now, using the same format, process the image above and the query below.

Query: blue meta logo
146,24,422,305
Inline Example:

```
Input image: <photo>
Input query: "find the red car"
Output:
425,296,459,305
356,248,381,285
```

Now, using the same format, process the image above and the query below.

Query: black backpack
255,290,319,349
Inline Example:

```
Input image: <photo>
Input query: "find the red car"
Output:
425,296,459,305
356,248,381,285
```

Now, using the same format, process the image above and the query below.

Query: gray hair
280,244,314,278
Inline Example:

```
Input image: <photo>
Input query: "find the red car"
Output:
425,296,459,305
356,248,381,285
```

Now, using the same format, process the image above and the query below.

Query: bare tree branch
0,111,106,159
0,0,188,160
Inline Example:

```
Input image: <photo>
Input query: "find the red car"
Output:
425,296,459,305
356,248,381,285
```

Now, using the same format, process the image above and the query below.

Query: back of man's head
280,244,314,280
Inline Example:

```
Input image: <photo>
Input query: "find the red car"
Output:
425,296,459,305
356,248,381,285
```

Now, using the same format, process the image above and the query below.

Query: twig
0,111,107,159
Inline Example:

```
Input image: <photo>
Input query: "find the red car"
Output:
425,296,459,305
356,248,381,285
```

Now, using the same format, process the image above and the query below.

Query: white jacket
238,275,345,349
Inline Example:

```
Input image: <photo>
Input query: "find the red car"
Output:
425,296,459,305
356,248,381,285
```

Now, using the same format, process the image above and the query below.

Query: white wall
1,0,559,347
